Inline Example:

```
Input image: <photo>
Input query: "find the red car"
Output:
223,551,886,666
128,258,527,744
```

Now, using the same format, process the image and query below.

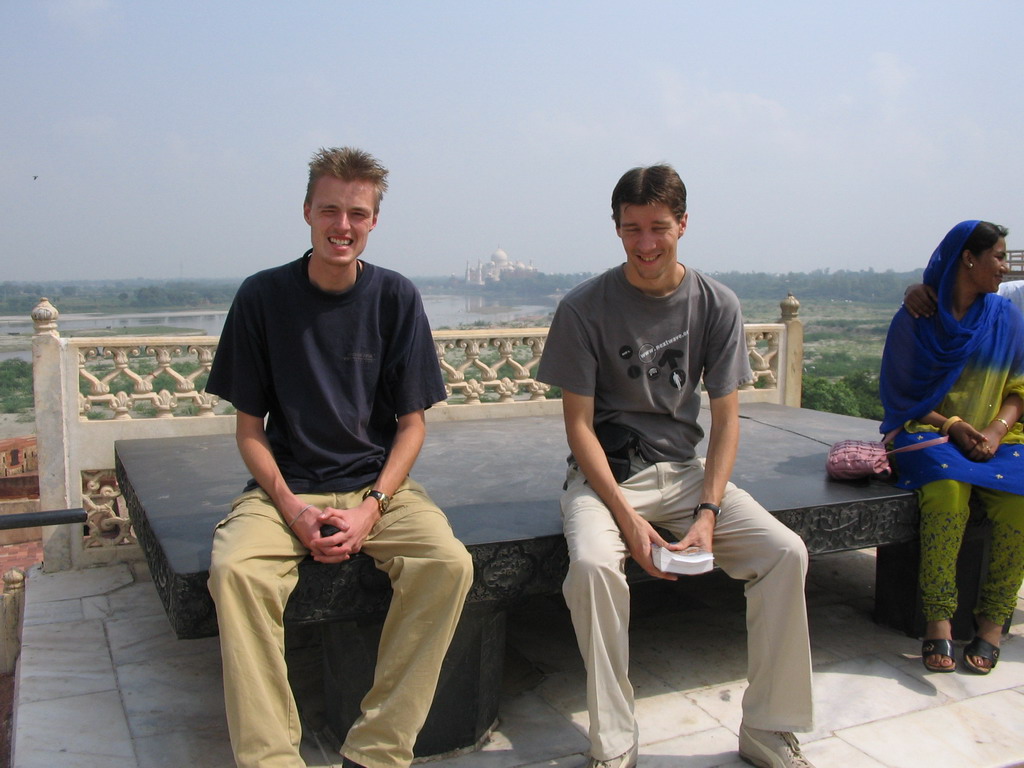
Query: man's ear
303,203,312,226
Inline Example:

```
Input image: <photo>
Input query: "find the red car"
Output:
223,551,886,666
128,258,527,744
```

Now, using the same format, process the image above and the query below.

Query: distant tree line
711,268,922,305
413,267,925,306
0,279,242,315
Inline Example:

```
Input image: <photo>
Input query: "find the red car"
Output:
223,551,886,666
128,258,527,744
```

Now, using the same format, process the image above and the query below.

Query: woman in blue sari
880,220,1024,675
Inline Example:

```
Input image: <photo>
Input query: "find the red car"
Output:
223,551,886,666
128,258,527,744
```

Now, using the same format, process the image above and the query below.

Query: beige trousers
208,478,473,768
561,459,813,760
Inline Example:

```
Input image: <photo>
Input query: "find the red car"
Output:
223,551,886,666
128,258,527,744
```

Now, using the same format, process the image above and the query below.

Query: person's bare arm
903,283,938,319
234,410,346,560
315,409,428,558
561,390,679,580
676,391,739,551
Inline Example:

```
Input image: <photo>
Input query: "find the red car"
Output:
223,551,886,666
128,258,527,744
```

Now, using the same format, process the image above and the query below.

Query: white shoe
738,723,814,768
584,741,638,768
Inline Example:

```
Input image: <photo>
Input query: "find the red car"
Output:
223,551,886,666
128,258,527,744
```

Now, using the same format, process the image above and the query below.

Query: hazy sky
3,1,1022,282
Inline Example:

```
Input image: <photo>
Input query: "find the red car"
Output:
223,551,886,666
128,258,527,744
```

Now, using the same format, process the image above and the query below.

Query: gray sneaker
738,723,814,768
584,742,638,768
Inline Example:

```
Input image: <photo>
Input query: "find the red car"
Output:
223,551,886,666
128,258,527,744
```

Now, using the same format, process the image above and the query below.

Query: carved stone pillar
779,293,803,408
31,299,76,571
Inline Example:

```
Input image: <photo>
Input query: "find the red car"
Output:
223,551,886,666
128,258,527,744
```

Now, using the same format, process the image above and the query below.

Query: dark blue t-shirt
207,252,446,493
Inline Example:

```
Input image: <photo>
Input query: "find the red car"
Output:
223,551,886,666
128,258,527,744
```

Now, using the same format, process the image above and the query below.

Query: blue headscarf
879,220,1009,432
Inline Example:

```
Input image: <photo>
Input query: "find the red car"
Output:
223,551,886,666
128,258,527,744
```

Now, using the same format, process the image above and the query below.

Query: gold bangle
995,417,1011,433
940,416,962,435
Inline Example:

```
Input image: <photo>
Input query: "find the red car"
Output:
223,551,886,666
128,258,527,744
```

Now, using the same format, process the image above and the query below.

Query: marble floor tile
800,735,886,768
804,655,946,742
26,562,134,603
439,690,589,768
133,728,236,768
836,689,1024,768
808,602,926,665
18,619,117,703
684,681,747,736
21,596,84,626
14,689,135,768
630,609,748,693
82,580,166,622
637,725,746,767
531,669,589,735
107,612,220,666
635,686,721,746
117,652,227,738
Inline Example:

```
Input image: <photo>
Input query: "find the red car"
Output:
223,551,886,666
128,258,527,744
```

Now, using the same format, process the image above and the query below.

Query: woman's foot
922,620,956,672
964,616,1003,674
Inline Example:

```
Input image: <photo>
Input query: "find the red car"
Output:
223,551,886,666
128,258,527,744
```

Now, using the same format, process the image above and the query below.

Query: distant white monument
464,248,537,285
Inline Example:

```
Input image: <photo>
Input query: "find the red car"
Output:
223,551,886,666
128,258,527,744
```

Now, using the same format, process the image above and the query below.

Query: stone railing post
0,569,25,674
31,298,77,571
779,293,803,407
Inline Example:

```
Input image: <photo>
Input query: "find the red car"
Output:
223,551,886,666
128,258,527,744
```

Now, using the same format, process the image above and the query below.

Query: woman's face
962,237,1009,294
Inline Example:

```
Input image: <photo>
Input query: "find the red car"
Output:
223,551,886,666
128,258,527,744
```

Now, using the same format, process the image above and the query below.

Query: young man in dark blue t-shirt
206,147,472,768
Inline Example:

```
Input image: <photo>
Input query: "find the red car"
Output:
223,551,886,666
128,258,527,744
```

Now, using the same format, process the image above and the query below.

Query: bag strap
884,432,949,455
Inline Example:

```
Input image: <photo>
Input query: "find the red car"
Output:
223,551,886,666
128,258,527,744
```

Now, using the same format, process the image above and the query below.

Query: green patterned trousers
917,479,1024,624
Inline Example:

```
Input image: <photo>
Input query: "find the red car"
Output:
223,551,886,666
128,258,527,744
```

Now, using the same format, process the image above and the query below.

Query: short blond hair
305,147,389,211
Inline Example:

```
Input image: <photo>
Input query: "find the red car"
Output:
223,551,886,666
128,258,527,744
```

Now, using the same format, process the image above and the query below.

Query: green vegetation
802,371,884,421
0,360,33,413
712,268,921,305
0,279,240,315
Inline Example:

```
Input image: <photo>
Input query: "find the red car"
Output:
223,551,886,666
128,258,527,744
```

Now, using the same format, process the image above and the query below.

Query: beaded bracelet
940,416,962,435
287,503,315,529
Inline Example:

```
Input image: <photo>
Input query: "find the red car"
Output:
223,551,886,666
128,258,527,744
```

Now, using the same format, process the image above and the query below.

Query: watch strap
693,502,721,519
363,489,391,514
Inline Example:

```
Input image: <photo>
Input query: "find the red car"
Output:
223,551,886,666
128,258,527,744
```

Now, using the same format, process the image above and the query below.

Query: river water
0,294,556,362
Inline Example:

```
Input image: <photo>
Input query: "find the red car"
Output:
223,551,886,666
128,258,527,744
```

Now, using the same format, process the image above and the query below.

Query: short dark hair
611,164,687,227
305,147,389,211
963,221,1009,256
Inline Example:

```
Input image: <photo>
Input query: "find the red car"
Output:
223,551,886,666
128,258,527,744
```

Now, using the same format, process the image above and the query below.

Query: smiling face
303,175,379,292
962,237,1009,295
616,203,687,296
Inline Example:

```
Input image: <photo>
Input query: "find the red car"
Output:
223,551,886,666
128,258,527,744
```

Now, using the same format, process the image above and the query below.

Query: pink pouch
825,433,949,481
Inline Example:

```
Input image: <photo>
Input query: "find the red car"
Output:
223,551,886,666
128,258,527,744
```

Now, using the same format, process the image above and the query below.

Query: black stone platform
115,402,947,757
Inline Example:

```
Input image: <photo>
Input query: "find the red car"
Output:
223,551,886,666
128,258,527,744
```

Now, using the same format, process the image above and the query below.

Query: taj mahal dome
464,248,538,285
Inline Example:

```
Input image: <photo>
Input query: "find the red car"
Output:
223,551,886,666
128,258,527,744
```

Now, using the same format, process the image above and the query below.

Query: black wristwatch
363,489,391,514
693,502,721,519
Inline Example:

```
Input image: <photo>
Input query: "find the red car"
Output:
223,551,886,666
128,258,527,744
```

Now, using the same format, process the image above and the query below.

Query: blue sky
3,1,1022,282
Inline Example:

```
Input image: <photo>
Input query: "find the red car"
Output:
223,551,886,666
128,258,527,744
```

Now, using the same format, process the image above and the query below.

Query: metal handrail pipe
0,508,87,531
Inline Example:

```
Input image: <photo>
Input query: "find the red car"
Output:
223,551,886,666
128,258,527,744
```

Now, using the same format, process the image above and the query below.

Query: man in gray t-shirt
537,164,815,768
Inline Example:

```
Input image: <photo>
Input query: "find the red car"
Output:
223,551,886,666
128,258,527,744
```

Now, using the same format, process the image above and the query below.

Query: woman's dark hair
963,221,1009,256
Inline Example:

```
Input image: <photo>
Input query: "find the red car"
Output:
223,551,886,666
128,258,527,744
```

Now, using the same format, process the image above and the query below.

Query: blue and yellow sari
879,220,1024,492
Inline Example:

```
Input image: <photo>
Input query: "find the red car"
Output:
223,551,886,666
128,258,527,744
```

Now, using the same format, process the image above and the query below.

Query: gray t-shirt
999,281,1024,314
537,265,753,463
